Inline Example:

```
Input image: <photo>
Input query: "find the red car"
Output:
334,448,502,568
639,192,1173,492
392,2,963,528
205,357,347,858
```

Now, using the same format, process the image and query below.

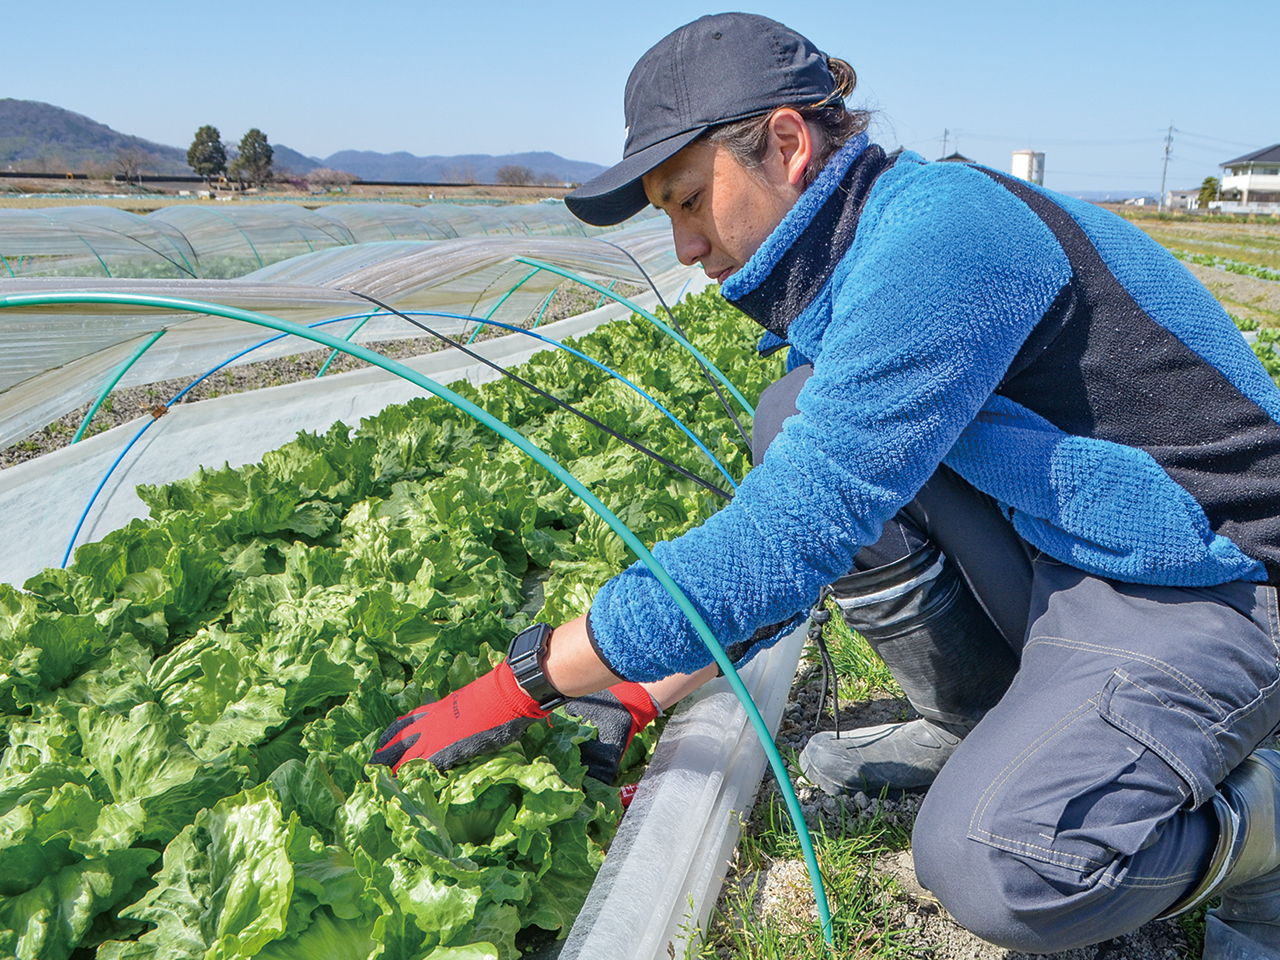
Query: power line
954,133,1161,147
1177,130,1266,149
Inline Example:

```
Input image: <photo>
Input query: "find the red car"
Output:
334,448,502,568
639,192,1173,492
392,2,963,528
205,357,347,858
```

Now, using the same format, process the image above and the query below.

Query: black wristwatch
506,622,568,710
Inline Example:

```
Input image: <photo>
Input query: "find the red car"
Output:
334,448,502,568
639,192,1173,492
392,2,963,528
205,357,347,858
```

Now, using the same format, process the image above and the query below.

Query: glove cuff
493,661,552,721
608,681,661,738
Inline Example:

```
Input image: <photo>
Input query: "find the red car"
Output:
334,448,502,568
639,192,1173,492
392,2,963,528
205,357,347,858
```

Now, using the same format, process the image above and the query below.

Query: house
1216,143,1280,213
1165,188,1200,211
937,151,975,163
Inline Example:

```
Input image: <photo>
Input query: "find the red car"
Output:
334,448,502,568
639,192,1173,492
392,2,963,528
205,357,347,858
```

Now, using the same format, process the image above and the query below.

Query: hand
370,662,549,774
564,681,661,784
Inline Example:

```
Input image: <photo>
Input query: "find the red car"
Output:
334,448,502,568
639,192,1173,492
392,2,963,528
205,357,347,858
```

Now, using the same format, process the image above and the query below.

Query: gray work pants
757,365,1280,953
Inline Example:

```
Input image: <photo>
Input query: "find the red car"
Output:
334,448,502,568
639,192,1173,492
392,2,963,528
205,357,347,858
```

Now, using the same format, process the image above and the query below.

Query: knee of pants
910,702,1210,953
911,793,1047,951
913,790,1209,955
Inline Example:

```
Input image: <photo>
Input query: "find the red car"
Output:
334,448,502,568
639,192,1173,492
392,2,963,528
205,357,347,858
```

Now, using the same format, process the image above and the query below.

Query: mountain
270,144,322,175
0,99,192,175
0,99,606,185
318,150,605,185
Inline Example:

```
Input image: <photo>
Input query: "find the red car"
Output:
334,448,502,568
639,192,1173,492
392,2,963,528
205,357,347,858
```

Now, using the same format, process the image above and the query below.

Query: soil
1183,262,1280,326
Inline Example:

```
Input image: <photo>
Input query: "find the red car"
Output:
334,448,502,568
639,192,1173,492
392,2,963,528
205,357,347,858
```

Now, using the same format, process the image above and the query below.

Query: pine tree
187,125,227,183
231,129,274,187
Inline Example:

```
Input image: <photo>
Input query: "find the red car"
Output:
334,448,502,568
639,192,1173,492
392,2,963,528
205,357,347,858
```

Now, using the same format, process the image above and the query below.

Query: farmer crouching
372,14,1280,958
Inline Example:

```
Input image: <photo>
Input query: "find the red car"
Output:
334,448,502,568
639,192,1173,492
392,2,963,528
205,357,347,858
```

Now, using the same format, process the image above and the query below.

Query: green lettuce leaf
0,847,157,960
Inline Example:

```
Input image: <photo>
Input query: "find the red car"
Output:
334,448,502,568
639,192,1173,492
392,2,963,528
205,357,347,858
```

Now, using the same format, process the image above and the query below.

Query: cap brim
565,128,706,226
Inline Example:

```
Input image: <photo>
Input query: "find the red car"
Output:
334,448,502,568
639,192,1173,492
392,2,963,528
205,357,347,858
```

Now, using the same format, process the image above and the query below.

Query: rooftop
1222,143,1280,166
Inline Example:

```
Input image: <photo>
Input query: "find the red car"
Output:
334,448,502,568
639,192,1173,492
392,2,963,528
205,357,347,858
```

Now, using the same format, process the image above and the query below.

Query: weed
804,598,902,704
700,797,913,959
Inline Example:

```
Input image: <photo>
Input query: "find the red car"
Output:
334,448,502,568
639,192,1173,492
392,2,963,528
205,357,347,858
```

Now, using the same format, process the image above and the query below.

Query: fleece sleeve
587,162,1074,682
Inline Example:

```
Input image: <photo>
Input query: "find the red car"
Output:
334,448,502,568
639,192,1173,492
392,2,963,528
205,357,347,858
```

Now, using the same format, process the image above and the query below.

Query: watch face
510,623,552,663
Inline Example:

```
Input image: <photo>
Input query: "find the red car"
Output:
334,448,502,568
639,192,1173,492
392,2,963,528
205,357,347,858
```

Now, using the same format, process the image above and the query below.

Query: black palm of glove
564,682,661,784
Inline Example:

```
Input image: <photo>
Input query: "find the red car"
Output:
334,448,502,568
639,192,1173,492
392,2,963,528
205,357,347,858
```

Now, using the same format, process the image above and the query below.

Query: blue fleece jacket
587,138,1280,683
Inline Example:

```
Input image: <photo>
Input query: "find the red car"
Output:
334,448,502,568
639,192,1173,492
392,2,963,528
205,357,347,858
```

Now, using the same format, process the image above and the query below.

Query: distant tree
1199,176,1220,213
114,145,150,183
537,172,564,186
495,164,536,186
82,160,115,181
306,167,357,189
188,125,227,183
230,128,274,187
443,162,477,184
34,152,67,174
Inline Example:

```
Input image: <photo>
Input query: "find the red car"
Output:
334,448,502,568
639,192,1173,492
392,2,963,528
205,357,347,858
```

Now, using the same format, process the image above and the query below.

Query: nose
671,222,710,268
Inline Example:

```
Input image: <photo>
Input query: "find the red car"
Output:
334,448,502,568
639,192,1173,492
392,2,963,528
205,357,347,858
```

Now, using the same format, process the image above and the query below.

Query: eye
680,192,699,212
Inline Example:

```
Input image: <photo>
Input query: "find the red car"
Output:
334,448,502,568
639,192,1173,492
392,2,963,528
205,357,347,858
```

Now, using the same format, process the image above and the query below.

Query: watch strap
507,622,567,710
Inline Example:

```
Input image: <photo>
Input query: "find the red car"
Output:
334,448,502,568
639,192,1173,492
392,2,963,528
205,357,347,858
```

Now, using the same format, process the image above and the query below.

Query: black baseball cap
564,13,837,226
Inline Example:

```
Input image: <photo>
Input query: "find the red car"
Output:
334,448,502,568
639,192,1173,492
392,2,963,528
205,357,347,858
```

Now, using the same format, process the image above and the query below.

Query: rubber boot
799,544,1019,797
1158,751,1280,959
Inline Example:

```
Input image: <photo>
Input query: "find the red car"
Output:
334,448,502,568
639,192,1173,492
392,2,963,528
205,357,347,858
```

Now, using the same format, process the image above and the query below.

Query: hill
0,99,606,186
270,144,322,175
317,149,605,185
0,99,192,175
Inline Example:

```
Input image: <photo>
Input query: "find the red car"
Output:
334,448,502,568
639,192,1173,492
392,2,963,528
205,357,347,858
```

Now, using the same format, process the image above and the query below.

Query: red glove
370,661,549,773
564,681,661,784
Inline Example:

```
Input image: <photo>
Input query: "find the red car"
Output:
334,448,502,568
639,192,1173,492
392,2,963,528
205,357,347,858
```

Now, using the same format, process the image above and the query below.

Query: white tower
1012,150,1045,186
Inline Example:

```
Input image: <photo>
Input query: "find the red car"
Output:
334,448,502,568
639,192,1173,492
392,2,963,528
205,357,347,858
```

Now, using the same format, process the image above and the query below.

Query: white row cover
0,219,687,452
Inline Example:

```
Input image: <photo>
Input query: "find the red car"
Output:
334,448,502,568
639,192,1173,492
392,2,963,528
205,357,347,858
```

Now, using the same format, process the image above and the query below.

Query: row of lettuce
0,290,779,960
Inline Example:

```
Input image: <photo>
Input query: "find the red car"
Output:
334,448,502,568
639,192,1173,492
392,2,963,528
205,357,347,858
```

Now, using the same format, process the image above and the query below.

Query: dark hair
704,57,869,187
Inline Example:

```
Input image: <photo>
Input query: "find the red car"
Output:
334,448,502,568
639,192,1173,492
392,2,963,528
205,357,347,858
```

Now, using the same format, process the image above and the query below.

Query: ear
766,108,814,189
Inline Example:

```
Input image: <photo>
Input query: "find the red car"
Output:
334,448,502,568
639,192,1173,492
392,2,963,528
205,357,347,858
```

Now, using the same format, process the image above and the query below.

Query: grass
692,797,914,959
685,605,914,959
814,599,903,705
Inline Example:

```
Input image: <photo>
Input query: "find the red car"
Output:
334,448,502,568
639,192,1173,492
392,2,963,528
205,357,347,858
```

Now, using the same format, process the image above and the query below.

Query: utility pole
1159,122,1174,213
941,128,949,160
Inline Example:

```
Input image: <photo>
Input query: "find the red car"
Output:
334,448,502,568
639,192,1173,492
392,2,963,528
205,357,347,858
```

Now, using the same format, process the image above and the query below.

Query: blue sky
4,0,1273,196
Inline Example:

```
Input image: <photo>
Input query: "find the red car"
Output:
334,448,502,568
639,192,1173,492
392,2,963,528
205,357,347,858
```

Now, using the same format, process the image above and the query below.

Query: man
373,14,1280,957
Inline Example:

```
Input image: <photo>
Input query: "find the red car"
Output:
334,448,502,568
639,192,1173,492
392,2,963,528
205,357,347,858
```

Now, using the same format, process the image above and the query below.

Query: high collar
722,134,892,338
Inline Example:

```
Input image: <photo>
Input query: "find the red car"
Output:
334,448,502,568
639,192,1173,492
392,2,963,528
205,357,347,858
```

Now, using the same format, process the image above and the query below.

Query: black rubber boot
1159,751,1280,958
799,545,1019,797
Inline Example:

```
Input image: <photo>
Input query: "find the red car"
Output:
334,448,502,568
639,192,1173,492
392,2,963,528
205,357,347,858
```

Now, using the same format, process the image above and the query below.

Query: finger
370,730,419,769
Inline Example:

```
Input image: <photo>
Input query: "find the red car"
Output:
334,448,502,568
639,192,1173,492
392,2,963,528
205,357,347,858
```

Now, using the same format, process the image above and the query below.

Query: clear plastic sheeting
0,200,656,279
313,203,461,243
148,204,356,275
0,219,688,452
0,206,200,280
0,281,708,584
